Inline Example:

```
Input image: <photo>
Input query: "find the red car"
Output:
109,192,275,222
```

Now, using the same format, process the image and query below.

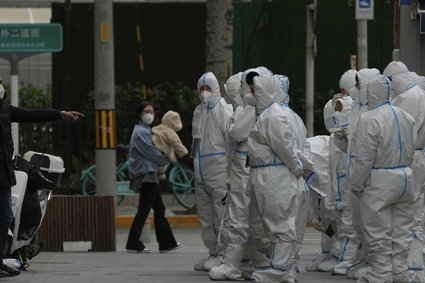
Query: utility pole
357,20,368,69
10,54,19,154
305,0,317,137
205,0,233,92
355,0,374,69
62,0,72,173
94,0,116,197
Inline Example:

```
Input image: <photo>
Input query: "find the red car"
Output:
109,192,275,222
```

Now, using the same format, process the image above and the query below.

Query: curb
115,215,201,229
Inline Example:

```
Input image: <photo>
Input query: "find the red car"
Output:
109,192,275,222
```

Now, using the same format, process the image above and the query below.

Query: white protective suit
209,72,256,280
322,96,355,274
192,72,233,270
349,75,416,283
412,72,425,90
323,71,360,275
345,68,380,275
273,74,313,267
247,72,303,283
384,61,425,282
305,135,341,272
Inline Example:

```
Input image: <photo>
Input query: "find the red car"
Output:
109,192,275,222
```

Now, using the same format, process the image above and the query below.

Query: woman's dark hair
246,71,259,85
135,101,153,121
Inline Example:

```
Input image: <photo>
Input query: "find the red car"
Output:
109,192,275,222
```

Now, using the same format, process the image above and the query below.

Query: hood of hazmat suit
197,72,221,106
339,69,357,93
252,72,276,114
224,72,243,108
383,61,409,78
357,68,380,107
273,74,290,105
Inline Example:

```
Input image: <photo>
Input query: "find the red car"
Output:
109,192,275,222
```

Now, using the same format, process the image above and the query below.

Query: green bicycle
81,159,196,209
168,160,196,209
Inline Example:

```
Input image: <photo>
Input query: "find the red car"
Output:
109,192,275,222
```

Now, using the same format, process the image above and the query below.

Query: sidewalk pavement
7,227,353,283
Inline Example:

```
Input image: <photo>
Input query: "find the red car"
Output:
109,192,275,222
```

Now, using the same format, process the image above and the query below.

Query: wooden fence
37,195,116,251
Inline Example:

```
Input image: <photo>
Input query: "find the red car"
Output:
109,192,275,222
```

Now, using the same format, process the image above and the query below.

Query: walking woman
125,101,181,253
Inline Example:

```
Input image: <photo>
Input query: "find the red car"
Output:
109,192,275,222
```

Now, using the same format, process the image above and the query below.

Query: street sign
0,23,62,53
356,0,374,20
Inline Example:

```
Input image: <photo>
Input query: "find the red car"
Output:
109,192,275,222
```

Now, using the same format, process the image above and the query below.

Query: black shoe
126,247,151,254
159,242,182,253
0,269,9,277
126,240,150,254
0,263,21,277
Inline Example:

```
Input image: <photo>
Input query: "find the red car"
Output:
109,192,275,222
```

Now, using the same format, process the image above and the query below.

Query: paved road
6,227,353,283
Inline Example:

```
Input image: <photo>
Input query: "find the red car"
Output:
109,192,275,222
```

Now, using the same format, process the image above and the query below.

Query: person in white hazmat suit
208,71,257,280
244,70,304,283
192,72,233,271
349,75,416,283
343,68,381,280
305,135,342,272
384,61,425,283
321,70,361,275
273,74,314,273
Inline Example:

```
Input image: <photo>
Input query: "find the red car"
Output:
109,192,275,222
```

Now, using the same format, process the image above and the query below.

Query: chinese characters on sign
0,24,62,53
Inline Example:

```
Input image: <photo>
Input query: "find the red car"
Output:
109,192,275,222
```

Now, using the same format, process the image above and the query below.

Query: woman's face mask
200,91,213,104
348,86,360,101
141,113,154,125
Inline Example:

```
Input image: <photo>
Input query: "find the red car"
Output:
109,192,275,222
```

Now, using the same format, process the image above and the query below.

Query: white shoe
209,263,243,281
194,255,214,271
332,261,353,275
317,256,338,272
352,266,371,281
346,260,369,279
305,252,333,272
204,256,223,271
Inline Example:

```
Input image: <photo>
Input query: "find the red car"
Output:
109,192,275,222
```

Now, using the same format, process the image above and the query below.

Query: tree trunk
205,0,233,93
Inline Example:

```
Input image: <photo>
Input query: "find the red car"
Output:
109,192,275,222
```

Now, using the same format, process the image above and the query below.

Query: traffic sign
0,23,62,53
356,0,374,20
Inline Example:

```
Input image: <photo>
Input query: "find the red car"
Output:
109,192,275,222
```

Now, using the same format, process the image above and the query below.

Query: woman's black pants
126,182,177,251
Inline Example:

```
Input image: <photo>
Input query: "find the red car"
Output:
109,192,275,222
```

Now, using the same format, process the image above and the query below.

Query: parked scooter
4,151,64,270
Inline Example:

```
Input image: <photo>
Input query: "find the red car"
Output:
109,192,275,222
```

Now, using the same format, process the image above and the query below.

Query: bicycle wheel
169,166,196,209
81,165,96,195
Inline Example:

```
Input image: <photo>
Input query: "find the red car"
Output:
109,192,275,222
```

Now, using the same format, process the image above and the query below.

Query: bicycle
80,144,130,205
168,160,196,209
81,151,195,209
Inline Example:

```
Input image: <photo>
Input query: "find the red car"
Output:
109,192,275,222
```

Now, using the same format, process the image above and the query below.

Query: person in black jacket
0,82,84,277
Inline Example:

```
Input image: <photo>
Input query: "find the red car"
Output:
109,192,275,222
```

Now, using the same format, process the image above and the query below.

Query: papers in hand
307,183,327,198
328,127,344,134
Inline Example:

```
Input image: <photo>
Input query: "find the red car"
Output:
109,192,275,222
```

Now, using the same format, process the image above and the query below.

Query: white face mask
348,86,360,101
141,113,154,125
244,93,256,106
200,91,213,104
